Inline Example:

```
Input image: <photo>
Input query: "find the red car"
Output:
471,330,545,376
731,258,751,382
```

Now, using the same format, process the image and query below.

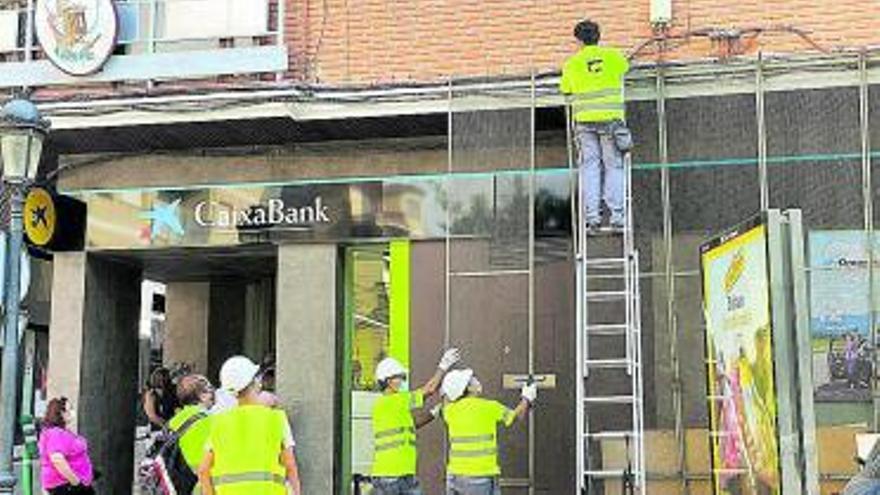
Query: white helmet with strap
375,357,407,382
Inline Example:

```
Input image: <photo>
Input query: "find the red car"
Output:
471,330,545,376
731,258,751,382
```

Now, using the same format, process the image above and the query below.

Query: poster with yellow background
701,223,781,495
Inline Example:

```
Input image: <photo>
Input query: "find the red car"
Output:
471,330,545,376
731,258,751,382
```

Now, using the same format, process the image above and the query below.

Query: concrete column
48,254,141,494
47,253,87,421
276,244,337,494
164,282,210,374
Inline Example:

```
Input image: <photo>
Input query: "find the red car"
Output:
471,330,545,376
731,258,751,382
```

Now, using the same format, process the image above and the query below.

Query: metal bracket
503,373,557,389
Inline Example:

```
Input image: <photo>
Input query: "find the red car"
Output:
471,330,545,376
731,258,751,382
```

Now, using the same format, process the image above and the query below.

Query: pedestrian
257,361,281,408
143,367,178,431
197,356,302,495
38,397,96,495
560,19,632,234
439,369,537,495
170,374,215,471
845,333,858,389
370,348,461,495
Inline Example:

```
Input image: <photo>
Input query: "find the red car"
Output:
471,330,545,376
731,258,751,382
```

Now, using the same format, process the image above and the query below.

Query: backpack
138,412,207,495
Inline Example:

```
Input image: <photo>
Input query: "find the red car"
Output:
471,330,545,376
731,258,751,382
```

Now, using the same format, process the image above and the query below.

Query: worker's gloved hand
430,404,442,419
521,383,538,404
438,348,461,371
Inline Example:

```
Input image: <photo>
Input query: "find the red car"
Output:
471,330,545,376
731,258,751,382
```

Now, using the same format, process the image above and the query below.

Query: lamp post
0,98,49,493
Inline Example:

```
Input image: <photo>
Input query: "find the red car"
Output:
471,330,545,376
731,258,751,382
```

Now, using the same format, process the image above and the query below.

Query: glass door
341,240,411,494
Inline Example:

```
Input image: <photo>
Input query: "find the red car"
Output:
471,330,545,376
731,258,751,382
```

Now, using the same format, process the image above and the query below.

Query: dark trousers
48,484,96,495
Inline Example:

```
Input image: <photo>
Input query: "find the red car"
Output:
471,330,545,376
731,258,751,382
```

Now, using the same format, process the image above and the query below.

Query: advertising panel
808,230,876,402
701,220,781,495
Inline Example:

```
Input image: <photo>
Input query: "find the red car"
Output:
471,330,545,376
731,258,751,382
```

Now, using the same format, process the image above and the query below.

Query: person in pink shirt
38,397,95,495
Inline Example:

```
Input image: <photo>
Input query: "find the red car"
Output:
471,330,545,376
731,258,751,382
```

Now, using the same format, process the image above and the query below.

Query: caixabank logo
194,197,331,229
139,196,332,241
140,199,184,240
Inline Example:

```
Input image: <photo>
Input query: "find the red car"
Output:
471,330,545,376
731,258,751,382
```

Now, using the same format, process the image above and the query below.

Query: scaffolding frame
437,50,877,492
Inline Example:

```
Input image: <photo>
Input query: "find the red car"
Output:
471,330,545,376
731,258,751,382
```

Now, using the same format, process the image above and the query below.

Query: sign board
24,187,86,252
75,172,574,250
24,187,57,247
807,230,877,402
35,0,118,76
701,217,781,495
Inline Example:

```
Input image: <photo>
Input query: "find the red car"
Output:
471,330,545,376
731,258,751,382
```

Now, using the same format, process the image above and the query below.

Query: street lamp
0,97,49,493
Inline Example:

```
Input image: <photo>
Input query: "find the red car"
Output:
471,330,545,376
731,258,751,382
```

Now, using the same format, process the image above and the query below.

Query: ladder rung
585,358,632,369
585,323,628,335
585,431,637,440
584,258,627,267
585,290,628,302
584,395,638,404
583,469,627,478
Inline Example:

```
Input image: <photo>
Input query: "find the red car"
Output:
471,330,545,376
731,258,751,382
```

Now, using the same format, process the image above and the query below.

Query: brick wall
284,0,880,85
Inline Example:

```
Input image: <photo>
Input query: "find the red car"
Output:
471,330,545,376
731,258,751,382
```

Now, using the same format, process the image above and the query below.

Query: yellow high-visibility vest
371,390,424,477
167,405,212,469
442,397,516,477
208,405,288,495
560,45,630,123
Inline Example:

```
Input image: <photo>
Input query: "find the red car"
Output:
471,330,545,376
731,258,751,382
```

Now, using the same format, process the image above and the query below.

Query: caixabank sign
77,181,434,250
74,171,574,250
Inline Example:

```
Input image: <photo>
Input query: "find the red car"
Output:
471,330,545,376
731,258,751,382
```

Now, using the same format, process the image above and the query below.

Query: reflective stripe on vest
569,90,625,121
450,447,497,458
374,438,418,452
374,426,415,439
450,434,494,444
213,472,286,486
449,434,497,459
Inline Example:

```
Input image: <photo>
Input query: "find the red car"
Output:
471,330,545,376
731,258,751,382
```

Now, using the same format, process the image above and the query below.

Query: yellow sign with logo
24,188,57,247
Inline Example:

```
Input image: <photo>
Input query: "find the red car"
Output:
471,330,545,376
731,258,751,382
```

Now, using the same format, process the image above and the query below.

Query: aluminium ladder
569,105,646,495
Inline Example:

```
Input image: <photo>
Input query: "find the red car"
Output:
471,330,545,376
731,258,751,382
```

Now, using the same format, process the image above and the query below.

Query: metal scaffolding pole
528,69,537,495
445,77,453,349
860,51,879,431
757,53,769,211
657,65,687,494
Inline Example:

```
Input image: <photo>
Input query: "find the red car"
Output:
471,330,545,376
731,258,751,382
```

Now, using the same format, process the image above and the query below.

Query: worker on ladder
560,19,633,235
438,368,537,495
370,348,461,494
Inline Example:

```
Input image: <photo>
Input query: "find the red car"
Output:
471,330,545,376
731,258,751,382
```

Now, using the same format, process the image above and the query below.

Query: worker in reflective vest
560,19,631,234
168,374,214,493
370,348,461,494
440,369,537,495
197,356,301,495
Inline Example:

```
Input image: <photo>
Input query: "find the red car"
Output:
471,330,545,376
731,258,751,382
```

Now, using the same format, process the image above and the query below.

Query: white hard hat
219,356,261,394
375,357,407,382
441,368,474,402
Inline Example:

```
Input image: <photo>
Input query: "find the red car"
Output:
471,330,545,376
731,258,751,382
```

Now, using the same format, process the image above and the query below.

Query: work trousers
372,475,424,495
446,475,501,495
575,121,625,227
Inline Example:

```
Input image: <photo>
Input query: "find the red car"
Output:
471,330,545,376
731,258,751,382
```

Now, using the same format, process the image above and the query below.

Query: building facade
1,1,880,494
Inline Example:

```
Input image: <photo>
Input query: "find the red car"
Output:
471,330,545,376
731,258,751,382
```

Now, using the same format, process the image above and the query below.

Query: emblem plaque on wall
34,0,118,76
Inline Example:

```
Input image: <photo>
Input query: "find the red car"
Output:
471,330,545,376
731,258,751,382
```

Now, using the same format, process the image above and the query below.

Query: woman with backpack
38,397,96,495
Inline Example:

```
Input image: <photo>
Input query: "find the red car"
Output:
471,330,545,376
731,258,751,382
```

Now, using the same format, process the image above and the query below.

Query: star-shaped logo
30,205,49,230
140,199,184,239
